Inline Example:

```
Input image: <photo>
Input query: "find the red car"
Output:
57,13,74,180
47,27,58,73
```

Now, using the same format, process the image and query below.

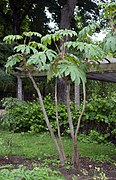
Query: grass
0,130,116,163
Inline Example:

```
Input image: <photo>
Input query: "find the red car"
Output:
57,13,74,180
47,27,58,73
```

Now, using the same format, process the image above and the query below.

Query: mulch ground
0,156,116,179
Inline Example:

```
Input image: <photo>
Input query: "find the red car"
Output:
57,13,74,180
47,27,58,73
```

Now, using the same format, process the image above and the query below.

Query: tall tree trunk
60,0,77,29
28,72,65,166
12,17,21,35
9,0,21,34
58,0,77,102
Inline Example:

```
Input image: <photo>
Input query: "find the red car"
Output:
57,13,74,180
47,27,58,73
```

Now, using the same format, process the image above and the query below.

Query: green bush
0,96,69,133
1,95,116,143
81,95,116,142
78,130,110,144
84,95,116,124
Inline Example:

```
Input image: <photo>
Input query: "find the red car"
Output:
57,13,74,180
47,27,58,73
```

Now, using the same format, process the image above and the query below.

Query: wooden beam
17,76,23,100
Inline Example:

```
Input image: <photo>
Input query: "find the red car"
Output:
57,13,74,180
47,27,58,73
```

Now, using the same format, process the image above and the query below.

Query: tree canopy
0,0,105,36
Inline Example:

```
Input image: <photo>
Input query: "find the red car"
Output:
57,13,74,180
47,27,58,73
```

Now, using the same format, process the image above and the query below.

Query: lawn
0,130,115,162
0,130,116,179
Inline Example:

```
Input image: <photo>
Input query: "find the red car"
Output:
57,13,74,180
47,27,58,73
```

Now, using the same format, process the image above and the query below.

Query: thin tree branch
75,82,86,139
55,78,66,160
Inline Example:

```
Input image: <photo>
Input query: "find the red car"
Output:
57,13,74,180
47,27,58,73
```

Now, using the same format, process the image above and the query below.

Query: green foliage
41,29,77,46
0,42,15,91
100,2,116,56
0,69,15,91
103,32,116,55
78,22,99,40
6,54,23,73
78,130,110,144
65,41,104,60
3,35,23,43
100,2,116,21
1,96,68,133
50,60,86,84
0,165,64,180
84,95,116,124
3,27,106,86
1,95,115,143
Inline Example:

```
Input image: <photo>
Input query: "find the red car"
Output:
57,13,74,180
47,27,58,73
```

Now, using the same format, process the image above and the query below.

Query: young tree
4,21,105,167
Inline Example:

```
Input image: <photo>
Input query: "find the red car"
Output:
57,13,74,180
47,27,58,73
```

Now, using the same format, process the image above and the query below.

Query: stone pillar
74,82,80,111
17,76,23,100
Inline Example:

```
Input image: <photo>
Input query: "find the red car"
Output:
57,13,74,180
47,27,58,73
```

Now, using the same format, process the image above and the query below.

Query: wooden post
17,76,23,100
74,82,80,111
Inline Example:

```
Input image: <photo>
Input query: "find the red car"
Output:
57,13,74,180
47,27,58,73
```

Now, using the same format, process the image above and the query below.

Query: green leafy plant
3,5,114,166
100,2,116,56
1,95,115,143
0,165,64,180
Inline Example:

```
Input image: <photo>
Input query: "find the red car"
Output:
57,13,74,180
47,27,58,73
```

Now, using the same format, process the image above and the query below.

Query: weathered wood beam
17,76,23,100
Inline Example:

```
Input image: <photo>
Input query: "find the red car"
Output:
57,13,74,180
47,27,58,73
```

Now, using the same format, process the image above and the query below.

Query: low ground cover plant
0,165,64,180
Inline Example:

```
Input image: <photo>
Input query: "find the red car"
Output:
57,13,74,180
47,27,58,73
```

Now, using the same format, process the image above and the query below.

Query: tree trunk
72,137,79,168
65,79,79,168
12,17,21,35
9,0,21,34
58,0,77,102
60,0,77,29
28,72,64,166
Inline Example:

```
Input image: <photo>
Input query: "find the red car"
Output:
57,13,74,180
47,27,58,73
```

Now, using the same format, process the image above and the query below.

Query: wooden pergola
87,57,116,83
15,57,116,103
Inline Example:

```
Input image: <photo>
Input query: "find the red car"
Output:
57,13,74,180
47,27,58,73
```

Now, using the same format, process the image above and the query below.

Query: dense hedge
0,95,116,142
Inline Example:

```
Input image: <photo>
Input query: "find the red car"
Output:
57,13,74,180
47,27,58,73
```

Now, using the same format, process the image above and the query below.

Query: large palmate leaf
48,59,86,85
29,41,47,51
52,29,77,41
57,62,86,84
65,41,104,60
41,29,77,45
65,41,85,51
84,44,105,60
41,34,52,46
45,49,57,61
103,33,116,54
5,54,23,72
27,52,46,65
78,22,99,40
3,35,23,43
23,31,42,38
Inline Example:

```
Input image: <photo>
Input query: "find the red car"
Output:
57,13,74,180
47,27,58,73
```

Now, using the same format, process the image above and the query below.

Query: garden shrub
0,95,116,143
0,96,69,133
78,130,110,144
81,95,116,142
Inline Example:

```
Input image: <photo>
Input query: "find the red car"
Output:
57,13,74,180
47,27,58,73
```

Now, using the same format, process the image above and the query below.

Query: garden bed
0,156,116,179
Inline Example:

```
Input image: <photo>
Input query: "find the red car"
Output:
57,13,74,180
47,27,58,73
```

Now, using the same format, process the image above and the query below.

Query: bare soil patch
0,156,116,179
